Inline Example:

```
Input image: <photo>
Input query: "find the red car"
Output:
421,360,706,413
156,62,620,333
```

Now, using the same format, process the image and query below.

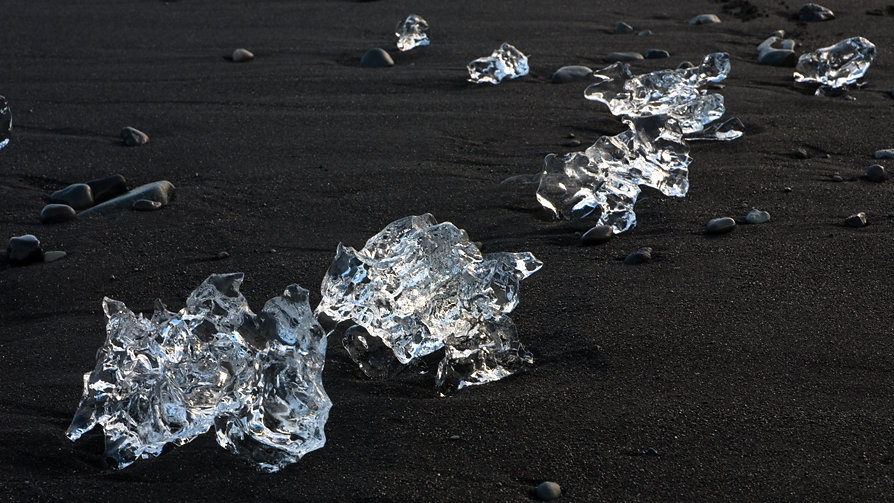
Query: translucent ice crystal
0,96,10,150
794,37,876,97
468,43,529,84
395,14,429,52
67,273,331,472
316,214,542,392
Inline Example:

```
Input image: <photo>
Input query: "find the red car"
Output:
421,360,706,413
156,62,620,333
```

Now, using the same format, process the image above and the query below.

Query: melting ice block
794,37,876,97
0,96,10,150
67,273,331,472
316,214,542,391
467,43,529,84
395,14,429,52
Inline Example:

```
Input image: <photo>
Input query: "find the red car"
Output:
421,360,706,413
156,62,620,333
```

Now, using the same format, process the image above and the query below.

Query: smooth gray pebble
615,22,634,34
8,234,43,265
845,212,867,228
551,65,593,83
746,209,771,224
361,48,394,68
40,203,77,224
232,48,254,62
874,149,894,159
535,481,562,501
624,247,653,265
50,183,94,210
121,126,149,146
603,52,643,63
643,49,670,59
798,3,835,22
706,217,736,234
867,164,888,182
581,225,613,245
690,14,721,24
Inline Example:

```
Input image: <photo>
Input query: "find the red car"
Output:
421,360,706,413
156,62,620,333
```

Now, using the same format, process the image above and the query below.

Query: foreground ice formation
1,96,10,150
467,43,529,84
395,14,429,52
67,274,331,472
794,37,876,97
316,214,542,391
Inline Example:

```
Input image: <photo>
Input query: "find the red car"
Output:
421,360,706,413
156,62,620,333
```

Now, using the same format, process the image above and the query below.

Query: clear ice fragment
794,37,876,97
395,14,429,52
467,43,529,84
316,214,542,392
67,273,331,472
0,96,10,150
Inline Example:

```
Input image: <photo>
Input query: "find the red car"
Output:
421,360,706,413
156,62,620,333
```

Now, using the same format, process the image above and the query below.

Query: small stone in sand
361,48,394,68
551,65,592,83
758,49,797,67
706,217,736,234
121,126,149,146
624,246,653,265
783,186,793,192
581,225,613,245
50,183,93,210
642,49,669,59
86,174,128,204
8,234,43,266
831,173,843,182
604,52,643,63
566,139,581,147
845,212,867,228
689,14,721,24
638,30,652,37
217,251,231,260
677,61,694,69
40,204,77,224
794,147,809,159
866,164,888,182
746,209,771,224
231,48,254,62
535,481,562,501
43,250,66,263
133,199,163,211
798,3,834,22
615,22,634,34
873,149,894,159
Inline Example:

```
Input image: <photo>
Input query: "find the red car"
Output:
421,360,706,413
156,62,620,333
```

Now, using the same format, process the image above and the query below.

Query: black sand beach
2,1,894,501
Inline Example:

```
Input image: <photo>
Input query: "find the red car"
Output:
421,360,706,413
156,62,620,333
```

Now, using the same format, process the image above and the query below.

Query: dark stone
874,149,894,159
231,48,254,62
80,180,175,216
50,183,93,210
643,49,670,59
566,139,581,147
798,3,834,22
677,61,694,69
8,234,43,265
689,14,721,24
706,217,736,234
783,186,792,192
603,52,644,63
535,481,562,501
831,174,843,183
845,212,867,228
624,247,653,265
360,48,394,68
581,225,613,245
40,204,77,224
121,126,149,146
551,65,592,83
758,49,797,67
133,199,163,211
794,147,809,159
637,30,652,36
866,164,888,182
615,22,634,34
43,250,66,263
86,174,128,203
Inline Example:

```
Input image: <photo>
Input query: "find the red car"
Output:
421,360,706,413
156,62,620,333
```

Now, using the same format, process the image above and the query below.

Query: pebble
551,65,593,83
642,49,670,59
689,14,721,24
40,203,77,224
581,225,613,245
746,209,771,224
121,126,149,146
360,48,394,68
535,481,562,501
845,212,867,228
603,52,643,63
831,174,843,182
706,217,736,234
80,180,175,216
783,186,793,192
677,61,694,69
637,30,652,37
615,22,634,34
794,147,809,159
798,3,835,22
866,164,888,182
8,234,43,265
216,251,231,260
757,49,797,67
566,139,581,147
43,250,66,263
231,48,254,62
50,183,94,210
132,199,163,211
873,149,894,159
624,246,653,265
86,174,128,204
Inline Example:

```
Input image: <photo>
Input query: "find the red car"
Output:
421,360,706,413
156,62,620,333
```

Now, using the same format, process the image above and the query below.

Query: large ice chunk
1,96,10,150
66,274,331,472
395,14,429,52
316,214,542,392
794,37,876,97
467,43,530,84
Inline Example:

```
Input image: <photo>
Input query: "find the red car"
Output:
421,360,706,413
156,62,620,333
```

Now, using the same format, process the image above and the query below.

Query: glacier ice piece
0,96,10,150
467,43,529,84
66,273,331,472
794,37,876,97
395,14,429,52
316,214,542,391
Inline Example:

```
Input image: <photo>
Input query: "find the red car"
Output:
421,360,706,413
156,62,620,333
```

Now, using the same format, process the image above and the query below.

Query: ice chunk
467,43,529,84
395,14,429,52
0,96,10,150
794,37,876,97
67,274,331,472
316,214,542,392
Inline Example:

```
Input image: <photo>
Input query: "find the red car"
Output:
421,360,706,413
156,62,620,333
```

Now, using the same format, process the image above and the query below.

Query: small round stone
361,48,394,68
793,147,809,159
566,139,581,147
866,164,888,182
746,209,771,224
642,49,669,59
217,251,231,259
8,234,43,266
689,14,721,24
873,149,894,159
637,30,653,37
535,481,562,501
40,203,77,224
677,61,694,69
551,65,593,83
581,225,613,245
706,217,736,234
845,212,867,228
603,52,644,63
757,49,797,67
121,126,149,146
86,174,128,204
615,22,634,34
132,199,163,211
783,186,792,192
831,174,843,182
798,3,835,22
42,250,67,263
624,246,653,265
50,183,94,210
231,48,254,62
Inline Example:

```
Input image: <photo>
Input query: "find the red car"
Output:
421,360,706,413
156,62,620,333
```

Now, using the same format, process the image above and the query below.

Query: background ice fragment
67,274,331,471
467,43,529,84
794,37,876,96
316,214,542,392
1,96,10,150
395,14,429,52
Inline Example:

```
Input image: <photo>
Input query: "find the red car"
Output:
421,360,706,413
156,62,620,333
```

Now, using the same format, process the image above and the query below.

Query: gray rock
794,147,809,159
121,126,149,146
677,61,694,69
746,209,771,224
361,48,394,68
637,30,653,37
551,65,593,83
43,250,66,263
615,22,634,34
783,186,792,192
581,225,613,245
873,149,894,159
80,180,175,216
231,48,254,62
535,481,562,501
50,183,93,210
866,164,888,182
758,49,797,67
689,14,721,24
40,204,77,224
566,139,581,147
798,3,834,22
642,49,669,59
831,174,843,182
604,52,644,63
86,174,128,203
624,246,653,265
133,199,163,211
706,216,736,234
845,212,867,228
8,234,43,265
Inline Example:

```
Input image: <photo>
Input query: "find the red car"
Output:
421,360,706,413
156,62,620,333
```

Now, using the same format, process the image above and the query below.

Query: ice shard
316,214,542,392
1,96,10,150
67,273,331,472
467,43,529,84
395,14,429,52
794,37,876,97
